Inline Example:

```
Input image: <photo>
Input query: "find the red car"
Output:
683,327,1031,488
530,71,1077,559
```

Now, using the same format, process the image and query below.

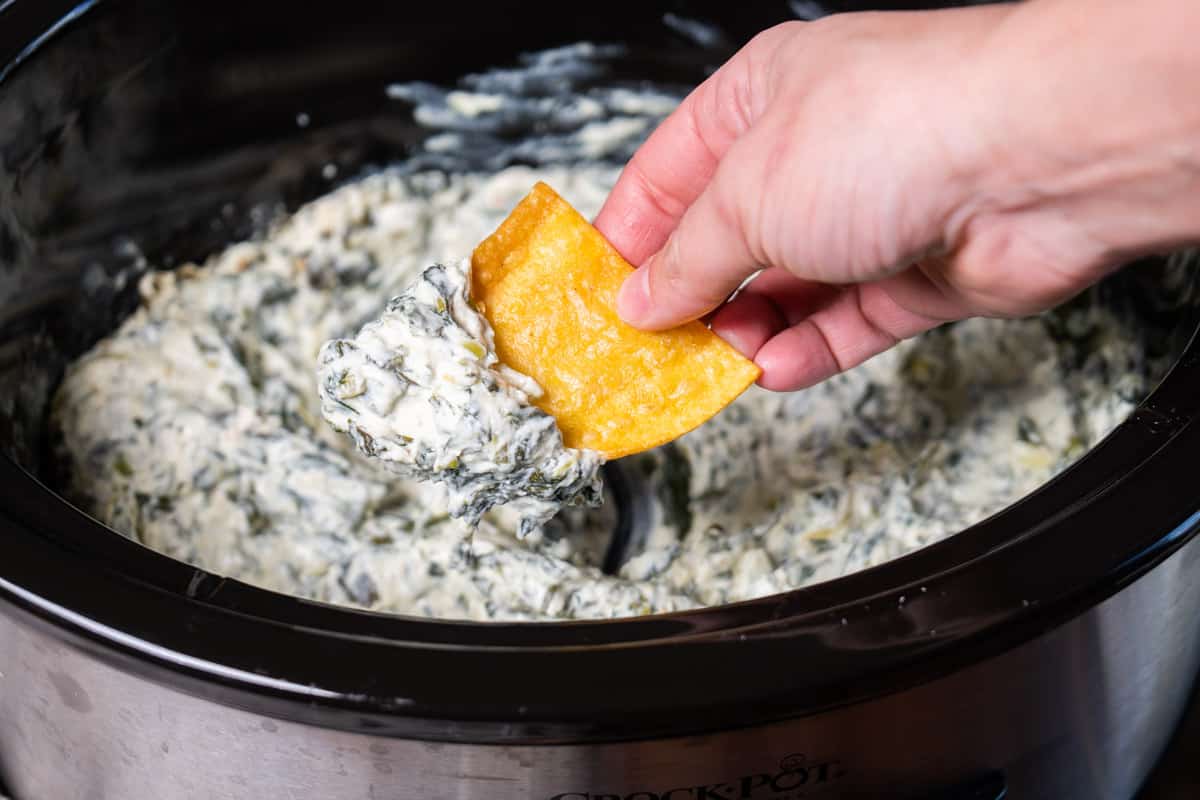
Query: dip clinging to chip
317,180,760,535
472,182,762,459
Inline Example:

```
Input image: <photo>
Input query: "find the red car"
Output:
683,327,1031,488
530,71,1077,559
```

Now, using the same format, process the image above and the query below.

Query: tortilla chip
471,182,761,459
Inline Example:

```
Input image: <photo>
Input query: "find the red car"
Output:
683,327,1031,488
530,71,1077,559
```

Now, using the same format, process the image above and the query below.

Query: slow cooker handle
920,772,1006,800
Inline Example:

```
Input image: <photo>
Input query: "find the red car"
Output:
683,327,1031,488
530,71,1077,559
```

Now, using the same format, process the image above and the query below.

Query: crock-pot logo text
548,753,847,800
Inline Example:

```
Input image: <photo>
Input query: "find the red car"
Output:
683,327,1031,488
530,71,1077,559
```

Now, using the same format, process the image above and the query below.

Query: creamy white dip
317,258,602,536
49,43,1162,621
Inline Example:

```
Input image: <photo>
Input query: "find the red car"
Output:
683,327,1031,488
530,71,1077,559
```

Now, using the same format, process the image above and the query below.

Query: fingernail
617,264,652,326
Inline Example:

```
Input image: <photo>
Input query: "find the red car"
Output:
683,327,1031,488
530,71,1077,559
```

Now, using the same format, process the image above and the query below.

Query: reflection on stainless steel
4,535,1198,800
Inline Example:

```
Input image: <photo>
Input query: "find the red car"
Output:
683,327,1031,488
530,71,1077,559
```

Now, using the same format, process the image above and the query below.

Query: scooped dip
317,258,603,537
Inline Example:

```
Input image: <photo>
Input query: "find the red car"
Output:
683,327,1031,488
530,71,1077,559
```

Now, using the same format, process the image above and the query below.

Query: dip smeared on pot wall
50,44,1162,621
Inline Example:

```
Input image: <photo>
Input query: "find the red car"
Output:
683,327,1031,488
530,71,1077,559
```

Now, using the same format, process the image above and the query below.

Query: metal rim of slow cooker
3,0,1200,746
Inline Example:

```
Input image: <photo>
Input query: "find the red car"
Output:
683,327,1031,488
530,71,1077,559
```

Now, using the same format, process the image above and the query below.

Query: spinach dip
49,45,1161,621
317,258,603,537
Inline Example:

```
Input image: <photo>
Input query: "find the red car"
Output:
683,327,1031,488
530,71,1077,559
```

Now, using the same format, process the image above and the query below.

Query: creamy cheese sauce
50,43,1163,621
317,258,603,536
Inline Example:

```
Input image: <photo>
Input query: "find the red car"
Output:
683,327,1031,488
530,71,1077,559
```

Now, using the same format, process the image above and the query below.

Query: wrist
953,0,1200,265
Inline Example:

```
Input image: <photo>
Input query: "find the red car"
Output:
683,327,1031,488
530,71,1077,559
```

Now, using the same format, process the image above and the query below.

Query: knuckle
805,317,848,376
657,237,688,293
708,65,755,142
950,215,1088,316
854,289,901,349
709,182,746,245
684,99,725,166
653,236,726,315
629,162,689,222
745,21,804,56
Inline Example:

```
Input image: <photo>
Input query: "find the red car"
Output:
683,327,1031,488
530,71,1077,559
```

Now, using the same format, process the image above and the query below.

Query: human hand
595,0,1200,391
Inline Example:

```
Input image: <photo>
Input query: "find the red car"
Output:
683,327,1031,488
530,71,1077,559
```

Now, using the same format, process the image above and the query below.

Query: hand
595,0,1200,391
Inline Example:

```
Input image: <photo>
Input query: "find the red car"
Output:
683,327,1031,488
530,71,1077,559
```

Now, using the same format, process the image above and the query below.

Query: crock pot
3,2,1200,799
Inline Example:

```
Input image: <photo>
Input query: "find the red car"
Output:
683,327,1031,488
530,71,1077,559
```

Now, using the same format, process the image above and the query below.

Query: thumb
616,134,766,330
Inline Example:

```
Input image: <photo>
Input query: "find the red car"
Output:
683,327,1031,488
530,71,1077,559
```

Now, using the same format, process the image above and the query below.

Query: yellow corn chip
471,182,761,459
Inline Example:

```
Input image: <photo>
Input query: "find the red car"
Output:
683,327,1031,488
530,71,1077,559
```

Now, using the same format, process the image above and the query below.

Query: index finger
592,24,794,265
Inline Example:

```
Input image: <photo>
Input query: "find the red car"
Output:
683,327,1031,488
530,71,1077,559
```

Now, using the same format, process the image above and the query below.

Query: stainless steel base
4,534,1199,800
1138,674,1200,799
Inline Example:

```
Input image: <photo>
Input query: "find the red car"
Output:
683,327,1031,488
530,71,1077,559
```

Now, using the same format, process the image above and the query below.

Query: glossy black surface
1,0,1200,744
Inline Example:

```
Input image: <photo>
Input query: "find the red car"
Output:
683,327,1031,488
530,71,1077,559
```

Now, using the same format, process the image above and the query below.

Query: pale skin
595,0,1200,391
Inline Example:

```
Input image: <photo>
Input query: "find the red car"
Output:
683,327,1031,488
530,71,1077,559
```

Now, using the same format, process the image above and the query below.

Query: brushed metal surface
3,535,1199,800
1137,673,1200,798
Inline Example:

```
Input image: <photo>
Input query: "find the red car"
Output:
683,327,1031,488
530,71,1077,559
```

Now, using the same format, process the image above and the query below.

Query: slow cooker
3,1,1200,798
